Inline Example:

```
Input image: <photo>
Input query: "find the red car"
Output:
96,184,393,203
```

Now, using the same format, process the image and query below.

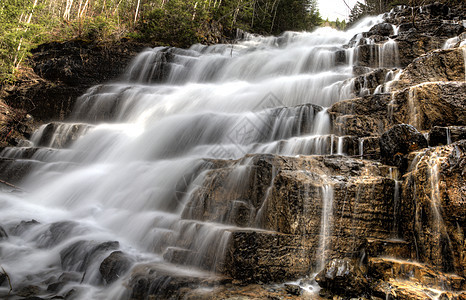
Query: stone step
373,278,466,300
362,238,412,260
368,257,466,291
0,147,59,160
31,122,93,149
0,158,43,185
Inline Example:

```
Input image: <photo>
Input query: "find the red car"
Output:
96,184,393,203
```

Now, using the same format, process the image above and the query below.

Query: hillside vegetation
0,0,322,83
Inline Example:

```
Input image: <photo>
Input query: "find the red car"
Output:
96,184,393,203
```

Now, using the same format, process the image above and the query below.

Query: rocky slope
0,3,465,300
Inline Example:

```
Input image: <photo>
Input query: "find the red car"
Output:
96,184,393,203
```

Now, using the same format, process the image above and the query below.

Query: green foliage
0,0,323,82
138,0,206,47
138,0,323,46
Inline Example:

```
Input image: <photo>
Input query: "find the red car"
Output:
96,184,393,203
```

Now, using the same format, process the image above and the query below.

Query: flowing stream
0,15,402,299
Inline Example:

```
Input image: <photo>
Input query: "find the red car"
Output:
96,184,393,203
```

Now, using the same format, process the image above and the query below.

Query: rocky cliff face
0,3,465,300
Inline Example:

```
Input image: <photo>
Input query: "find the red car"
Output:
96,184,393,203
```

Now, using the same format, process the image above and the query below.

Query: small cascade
358,138,364,158
375,69,402,94
389,167,401,237
442,36,459,49
337,136,344,155
378,38,400,68
316,183,334,270
408,149,455,272
446,127,452,145
408,85,420,129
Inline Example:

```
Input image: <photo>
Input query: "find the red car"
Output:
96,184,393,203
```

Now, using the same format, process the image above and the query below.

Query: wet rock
9,219,40,235
0,100,33,147
353,68,392,96
315,258,369,297
16,285,42,298
225,230,314,283
37,221,81,248
330,93,392,137
395,32,445,67
368,257,465,291
129,263,228,300
99,251,133,284
33,122,92,148
379,124,428,170
368,23,394,37
0,225,7,240
335,50,347,66
391,48,465,91
284,283,302,296
44,272,81,294
361,238,411,260
401,142,466,277
429,126,466,146
60,240,119,272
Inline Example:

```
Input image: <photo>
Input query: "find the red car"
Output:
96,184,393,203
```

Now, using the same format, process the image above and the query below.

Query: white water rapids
0,16,396,299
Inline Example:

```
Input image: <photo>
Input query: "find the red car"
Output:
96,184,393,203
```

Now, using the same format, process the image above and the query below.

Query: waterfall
317,184,334,270
0,15,393,299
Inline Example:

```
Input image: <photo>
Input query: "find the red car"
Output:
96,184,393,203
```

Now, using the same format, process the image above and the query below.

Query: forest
0,0,463,83
0,0,321,83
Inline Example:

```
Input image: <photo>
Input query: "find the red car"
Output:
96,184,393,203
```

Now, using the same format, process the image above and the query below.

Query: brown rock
315,258,369,297
401,141,466,277
391,48,466,91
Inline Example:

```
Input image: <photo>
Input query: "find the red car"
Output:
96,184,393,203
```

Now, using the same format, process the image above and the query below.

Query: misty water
0,14,403,299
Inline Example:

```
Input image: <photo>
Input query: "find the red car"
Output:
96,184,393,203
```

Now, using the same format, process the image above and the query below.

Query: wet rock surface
379,124,428,171
315,258,369,297
100,251,134,284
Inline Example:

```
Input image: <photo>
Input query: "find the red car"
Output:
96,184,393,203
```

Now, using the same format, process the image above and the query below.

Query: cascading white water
317,184,334,270
0,15,393,299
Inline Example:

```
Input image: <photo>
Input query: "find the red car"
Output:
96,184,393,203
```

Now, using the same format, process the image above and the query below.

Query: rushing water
0,15,402,299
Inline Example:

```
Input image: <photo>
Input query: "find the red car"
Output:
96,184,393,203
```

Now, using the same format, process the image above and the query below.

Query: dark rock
284,283,302,296
129,263,227,300
369,23,394,37
10,219,40,235
60,240,119,272
225,230,314,283
99,251,133,284
0,273,6,286
353,68,392,96
0,225,7,240
335,50,347,66
429,126,466,146
3,39,148,122
380,124,428,170
33,122,91,148
37,221,80,248
16,285,42,297
315,258,369,297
